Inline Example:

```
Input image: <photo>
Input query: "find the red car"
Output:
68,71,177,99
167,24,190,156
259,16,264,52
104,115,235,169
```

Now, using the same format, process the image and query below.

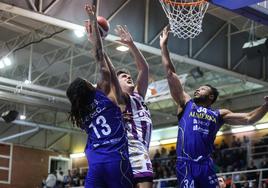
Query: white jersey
125,92,153,178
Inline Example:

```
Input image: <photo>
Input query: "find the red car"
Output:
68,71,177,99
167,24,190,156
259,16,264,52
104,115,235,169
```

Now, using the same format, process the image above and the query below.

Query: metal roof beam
0,119,82,134
0,127,39,142
1,2,267,87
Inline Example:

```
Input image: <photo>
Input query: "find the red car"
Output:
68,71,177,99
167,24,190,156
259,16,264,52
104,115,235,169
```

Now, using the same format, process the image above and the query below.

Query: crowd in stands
42,134,268,187
42,168,87,188
152,135,268,187
213,136,248,173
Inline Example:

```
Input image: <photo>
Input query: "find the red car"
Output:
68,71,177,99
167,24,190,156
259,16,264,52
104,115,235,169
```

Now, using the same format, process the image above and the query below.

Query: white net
159,0,209,39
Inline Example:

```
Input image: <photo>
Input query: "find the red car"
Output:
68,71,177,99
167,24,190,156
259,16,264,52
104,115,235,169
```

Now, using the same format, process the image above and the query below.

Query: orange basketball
97,16,110,38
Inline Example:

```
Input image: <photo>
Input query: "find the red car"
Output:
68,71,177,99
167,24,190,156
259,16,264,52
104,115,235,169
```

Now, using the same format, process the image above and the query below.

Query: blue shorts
176,158,219,188
85,160,134,188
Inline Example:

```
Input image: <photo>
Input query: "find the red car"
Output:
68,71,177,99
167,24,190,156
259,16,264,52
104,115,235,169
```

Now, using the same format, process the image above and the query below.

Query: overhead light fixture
150,141,160,147
242,38,268,59
159,138,177,145
24,80,31,84
1,110,19,123
231,126,255,133
20,105,26,120
256,123,268,130
74,30,85,38
0,60,4,69
3,57,11,66
19,115,26,120
70,152,85,158
116,45,129,52
153,126,177,133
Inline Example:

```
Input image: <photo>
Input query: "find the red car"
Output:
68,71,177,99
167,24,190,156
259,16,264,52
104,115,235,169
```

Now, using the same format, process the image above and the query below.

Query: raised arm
115,25,149,98
159,26,190,107
85,4,110,94
103,53,127,104
220,96,268,125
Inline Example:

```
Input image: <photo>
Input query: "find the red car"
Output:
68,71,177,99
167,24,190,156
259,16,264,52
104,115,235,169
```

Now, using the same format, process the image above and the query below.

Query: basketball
97,16,110,38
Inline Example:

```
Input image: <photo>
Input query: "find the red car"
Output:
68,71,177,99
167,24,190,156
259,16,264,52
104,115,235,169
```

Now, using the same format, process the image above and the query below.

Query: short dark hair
205,84,219,104
116,68,131,77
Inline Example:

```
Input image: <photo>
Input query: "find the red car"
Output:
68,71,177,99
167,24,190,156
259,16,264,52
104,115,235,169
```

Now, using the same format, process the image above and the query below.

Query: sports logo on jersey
193,124,209,135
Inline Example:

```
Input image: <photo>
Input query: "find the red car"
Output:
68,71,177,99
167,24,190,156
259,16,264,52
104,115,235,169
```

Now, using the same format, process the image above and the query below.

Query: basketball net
159,0,209,39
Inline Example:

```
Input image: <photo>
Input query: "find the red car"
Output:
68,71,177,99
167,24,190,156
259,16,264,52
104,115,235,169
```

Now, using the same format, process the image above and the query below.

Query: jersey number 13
89,116,111,138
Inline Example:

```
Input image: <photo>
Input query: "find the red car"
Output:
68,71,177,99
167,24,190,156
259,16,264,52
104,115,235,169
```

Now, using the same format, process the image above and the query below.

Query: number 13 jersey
83,90,129,164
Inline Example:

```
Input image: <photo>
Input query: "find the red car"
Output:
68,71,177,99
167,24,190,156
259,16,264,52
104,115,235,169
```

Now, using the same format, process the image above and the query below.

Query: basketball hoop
159,0,209,39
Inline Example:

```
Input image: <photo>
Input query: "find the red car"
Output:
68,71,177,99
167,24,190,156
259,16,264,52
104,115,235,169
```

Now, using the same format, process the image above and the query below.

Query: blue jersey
177,100,224,160
83,90,128,164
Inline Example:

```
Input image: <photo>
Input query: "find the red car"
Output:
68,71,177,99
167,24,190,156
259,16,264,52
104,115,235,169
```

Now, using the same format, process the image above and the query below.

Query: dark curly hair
66,77,96,129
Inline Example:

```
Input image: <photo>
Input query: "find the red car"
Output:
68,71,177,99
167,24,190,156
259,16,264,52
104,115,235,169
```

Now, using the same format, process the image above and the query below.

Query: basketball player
66,5,133,188
115,25,153,188
159,26,268,188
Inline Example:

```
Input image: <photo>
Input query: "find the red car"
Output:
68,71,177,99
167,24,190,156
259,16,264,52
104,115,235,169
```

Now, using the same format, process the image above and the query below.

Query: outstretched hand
114,25,134,46
160,25,170,48
84,4,97,43
85,4,96,20
84,4,103,61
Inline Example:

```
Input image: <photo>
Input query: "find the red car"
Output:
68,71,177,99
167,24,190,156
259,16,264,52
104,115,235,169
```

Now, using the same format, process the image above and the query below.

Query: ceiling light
70,152,85,158
256,123,268,130
24,80,31,84
231,126,255,133
19,115,26,120
0,60,4,69
159,138,177,145
150,141,160,147
116,45,129,52
74,30,85,38
3,57,11,66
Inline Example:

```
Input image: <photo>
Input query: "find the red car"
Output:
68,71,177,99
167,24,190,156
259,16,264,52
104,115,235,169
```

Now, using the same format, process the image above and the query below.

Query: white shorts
128,140,153,179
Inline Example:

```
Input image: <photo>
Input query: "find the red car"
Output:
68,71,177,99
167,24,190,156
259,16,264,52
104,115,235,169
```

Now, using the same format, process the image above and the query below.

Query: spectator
218,176,226,188
160,147,168,158
246,160,258,187
231,136,237,147
220,139,229,150
236,138,241,147
242,136,249,147
154,149,161,159
71,168,80,186
260,158,268,178
45,171,57,188
168,146,176,157
56,170,64,188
